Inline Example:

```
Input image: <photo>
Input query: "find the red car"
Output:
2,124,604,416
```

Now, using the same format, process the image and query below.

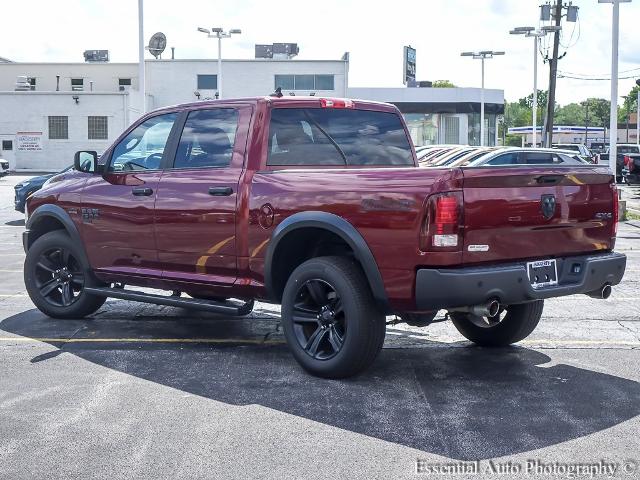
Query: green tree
555,103,586,125
518,90,548,111
432,80,456,88
583,97,610,128
619,85,639,123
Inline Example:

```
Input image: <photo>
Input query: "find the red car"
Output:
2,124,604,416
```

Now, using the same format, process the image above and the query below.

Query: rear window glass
267,108,413,166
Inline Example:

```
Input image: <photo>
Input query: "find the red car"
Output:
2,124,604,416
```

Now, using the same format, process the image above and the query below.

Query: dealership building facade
0,55,503,171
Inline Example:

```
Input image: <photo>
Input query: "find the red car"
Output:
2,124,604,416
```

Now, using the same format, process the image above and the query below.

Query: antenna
146,32,167,59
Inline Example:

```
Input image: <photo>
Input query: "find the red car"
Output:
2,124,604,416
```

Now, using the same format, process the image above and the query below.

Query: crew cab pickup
23,97,626,378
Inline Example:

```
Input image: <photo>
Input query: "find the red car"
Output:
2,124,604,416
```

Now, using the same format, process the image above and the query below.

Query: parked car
552,143,596,163
427,147,480,167
23,97,626,378
447,147,500,167
467,148,588,167
599,144,640,182
14,166,72,213
0,158,9,177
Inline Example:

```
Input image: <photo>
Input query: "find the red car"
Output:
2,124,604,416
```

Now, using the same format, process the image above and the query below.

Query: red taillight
434,196,459,235
320,98,354,109
420,192,463,250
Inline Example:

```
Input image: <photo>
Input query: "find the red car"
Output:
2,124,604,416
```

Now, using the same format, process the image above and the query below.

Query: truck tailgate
461,167,616,265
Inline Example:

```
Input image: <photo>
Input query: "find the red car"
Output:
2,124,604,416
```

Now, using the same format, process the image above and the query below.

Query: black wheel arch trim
23,205,96,282
25,204,84,250
264,211,390,312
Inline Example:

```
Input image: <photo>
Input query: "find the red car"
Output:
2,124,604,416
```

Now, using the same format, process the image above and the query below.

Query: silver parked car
466,148,589,167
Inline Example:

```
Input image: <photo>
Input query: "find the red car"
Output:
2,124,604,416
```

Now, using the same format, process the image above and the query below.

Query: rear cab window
267,107,414,167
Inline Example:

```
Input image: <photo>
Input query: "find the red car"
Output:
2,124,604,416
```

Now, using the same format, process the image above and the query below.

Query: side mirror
74,150,99,173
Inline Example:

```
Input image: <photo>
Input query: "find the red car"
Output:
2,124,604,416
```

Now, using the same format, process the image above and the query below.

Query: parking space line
0,336,286,345
0,336,638,347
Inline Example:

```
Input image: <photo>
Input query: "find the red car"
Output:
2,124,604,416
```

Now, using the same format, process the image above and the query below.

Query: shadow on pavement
2,308,640,460
4,219,25,226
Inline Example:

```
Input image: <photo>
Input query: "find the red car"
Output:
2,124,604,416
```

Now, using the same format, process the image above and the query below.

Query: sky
1,0,639,105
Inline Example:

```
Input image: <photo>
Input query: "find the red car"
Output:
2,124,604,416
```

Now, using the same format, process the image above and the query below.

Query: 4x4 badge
540,194,556,220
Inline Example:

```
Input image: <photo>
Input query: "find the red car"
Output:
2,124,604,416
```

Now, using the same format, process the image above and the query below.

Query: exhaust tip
487,300,500,317
601,284,612,299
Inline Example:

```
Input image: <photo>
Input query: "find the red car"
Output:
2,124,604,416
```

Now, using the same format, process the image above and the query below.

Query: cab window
109,113,178,172
173,109,239,169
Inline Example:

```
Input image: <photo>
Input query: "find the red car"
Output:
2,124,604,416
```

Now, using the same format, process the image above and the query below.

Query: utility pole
543,1,563,147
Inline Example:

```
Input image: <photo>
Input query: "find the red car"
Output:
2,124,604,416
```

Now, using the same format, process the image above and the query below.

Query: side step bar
84,287,254,316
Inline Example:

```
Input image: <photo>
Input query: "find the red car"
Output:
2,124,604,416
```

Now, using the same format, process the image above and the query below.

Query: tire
400,311,437,327
281,256,386,379
449,300,544,347
24,230,106,319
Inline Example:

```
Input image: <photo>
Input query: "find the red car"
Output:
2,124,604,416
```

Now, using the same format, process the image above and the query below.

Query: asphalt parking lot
1,174,640,479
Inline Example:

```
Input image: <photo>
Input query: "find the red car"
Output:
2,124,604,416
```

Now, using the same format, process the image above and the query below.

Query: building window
197,74,218,90
71,78,84,91
274,75,295,90
2,140,13,151
274,74,336,91
48,116,69,140
28,77,36,91
118,78,132,90
314,75,334,90
88,116,108,140
443,116,460,144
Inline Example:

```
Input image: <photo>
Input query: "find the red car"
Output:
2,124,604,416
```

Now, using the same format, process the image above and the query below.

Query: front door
81,112,180,277
154,105,251,285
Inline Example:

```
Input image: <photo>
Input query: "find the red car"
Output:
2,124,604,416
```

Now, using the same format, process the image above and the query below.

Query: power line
558,72,640,81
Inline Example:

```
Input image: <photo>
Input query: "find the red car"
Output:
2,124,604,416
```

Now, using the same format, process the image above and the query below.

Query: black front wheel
24,231,106,318
281,256,386,378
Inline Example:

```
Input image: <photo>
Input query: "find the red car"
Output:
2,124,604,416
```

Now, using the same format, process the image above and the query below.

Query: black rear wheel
281,256,386,378
449,300,544,347
25,231,106,318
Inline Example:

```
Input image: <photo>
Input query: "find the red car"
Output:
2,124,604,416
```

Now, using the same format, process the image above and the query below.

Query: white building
349,87,504,147
0,55,503,171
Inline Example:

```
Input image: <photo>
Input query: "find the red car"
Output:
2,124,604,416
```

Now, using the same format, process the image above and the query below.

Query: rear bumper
415,252,627,311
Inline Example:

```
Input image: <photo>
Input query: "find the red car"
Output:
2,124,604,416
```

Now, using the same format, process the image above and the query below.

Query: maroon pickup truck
23,97,626,378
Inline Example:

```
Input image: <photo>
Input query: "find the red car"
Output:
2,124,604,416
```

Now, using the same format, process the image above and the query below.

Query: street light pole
481,56,485,147
532,36,538,148
637,84,640,145
599,0,632,174
461,50,504,147
510,26,561,148
138,0,145,115
197,27,242,99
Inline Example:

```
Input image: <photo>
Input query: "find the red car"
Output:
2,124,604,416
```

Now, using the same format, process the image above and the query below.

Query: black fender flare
264,211,390,312
24,204,89,263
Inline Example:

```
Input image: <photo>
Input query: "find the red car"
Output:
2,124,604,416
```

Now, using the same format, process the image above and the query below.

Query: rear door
461,166,616,265
153,105,251,285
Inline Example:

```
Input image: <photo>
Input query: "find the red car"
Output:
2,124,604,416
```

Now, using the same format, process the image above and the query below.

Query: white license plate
527,259,558,289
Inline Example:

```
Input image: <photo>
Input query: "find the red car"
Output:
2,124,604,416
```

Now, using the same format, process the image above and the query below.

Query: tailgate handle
535,175,563,185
